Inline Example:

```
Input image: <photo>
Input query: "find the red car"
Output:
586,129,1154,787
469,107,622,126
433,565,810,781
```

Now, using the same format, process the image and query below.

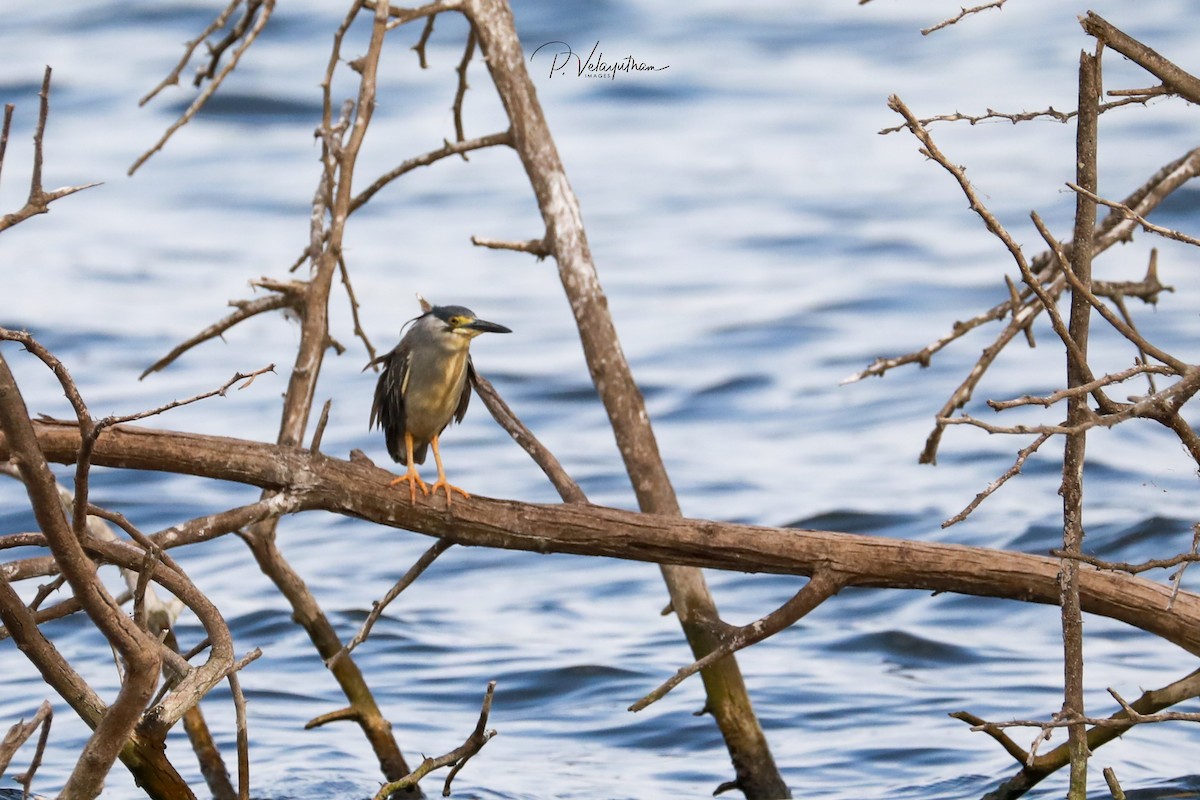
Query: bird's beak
463,318,512,335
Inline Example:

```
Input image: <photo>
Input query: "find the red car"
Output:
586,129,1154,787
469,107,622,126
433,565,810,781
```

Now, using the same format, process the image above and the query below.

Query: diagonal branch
141,279,305,379
131,0,275,175
1080,13,1200,104
630,570,848,711
329,538,454,665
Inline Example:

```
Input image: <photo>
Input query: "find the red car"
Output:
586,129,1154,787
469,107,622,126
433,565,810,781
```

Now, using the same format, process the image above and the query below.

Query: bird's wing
453,356,476,425
371,343,411,463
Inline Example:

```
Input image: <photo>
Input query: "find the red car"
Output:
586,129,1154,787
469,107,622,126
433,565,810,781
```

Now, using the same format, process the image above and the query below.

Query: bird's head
426,304,512,342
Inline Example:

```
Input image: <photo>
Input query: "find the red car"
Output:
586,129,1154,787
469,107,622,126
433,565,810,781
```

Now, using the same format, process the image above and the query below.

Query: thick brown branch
8,420,1200,659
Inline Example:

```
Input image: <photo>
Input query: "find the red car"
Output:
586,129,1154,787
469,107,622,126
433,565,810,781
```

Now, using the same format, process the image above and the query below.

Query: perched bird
369,299,511,504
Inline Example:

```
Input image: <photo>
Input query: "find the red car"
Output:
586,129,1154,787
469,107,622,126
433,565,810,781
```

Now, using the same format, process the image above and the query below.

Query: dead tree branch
0,67,101,233
8,420,1200,659
1080,12,1200,104
457,2,788,793
131,0,276,175
373,681,497,800
0,700,52,797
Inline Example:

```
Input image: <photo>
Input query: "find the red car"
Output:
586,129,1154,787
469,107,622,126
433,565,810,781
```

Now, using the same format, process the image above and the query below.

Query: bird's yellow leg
428,434,470,506
388,431,429,503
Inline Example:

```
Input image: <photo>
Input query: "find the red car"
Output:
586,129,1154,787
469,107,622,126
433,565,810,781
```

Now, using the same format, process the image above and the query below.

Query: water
3,1,1200,797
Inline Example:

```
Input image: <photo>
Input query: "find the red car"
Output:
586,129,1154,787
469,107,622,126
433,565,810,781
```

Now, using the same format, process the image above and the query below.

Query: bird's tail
387,434,428,465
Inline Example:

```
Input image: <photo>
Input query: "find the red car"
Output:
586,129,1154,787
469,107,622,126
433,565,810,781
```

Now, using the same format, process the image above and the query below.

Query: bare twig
922,1,1006,36
1104,767,1127,800
380,0,462,29
309,399,332,455
943,433,1053,527
0,67,101,233
131,0,275,174
950,710,1031,764
337,255,377,363
1,103,15,186
226,650,260,800
1067,182,1200,247
329,539,454,665
373,681,498,799
0,699,52,796
411,13,437,66
987,364,1172,411
112,365,276,426
140,280,304,378
1052,548,1200,576
630,570,847,711
353,130,512,212
876,95,1152,135
470,235,550,259
452,28,477,148
139,0,244,104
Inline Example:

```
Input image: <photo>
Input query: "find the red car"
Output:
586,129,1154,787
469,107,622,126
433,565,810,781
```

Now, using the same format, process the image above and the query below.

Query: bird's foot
389,469,430,504
429,479,470,507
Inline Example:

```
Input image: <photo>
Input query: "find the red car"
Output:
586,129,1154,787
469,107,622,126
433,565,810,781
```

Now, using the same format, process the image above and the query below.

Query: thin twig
329,539,454,666
140,286,299,379
630,571,847,711
1067,182,1200,247
473,372,586,503
411,13,436,66
336,254,376,363
309,399,333,455
139,0,244,104
372,681,498,799
352,130,512,212
0,68,101,233
130,0,275,175
943,433,1053,527
921,1,1006,36
0,699,53,793
470,235,550,259
108,365,276,428
987,364,1172,411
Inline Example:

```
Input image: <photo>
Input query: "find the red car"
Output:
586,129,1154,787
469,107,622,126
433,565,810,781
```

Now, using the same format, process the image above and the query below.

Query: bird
368,298,511,505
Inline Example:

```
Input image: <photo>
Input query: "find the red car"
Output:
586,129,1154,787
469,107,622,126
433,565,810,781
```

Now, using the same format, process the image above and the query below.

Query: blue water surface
3,1,1200,798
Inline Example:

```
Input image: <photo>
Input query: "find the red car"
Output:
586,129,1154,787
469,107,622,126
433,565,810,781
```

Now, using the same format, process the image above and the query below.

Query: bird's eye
448,315,465,327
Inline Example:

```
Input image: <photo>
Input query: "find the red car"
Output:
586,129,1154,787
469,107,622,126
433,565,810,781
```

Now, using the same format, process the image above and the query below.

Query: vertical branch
237,0,418,786
460,2,788,796
1061,49,1100,799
